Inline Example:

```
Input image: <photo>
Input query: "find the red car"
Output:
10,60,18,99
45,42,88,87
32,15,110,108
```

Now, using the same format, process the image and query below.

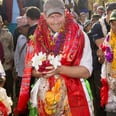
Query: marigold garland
44,78,61,115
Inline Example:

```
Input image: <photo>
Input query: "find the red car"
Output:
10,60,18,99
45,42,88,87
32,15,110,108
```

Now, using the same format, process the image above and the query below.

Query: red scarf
16,11,90,116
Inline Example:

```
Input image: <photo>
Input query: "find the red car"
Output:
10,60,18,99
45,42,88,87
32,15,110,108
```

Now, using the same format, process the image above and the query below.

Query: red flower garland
100,78,109,107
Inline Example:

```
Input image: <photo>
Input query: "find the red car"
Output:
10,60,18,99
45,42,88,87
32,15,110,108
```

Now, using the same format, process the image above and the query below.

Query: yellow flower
53,78,61,93
45,91,55,105
29,34,35,41
44,106,53,115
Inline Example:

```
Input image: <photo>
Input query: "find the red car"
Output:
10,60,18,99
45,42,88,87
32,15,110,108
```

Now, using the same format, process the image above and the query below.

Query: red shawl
16,11,90,116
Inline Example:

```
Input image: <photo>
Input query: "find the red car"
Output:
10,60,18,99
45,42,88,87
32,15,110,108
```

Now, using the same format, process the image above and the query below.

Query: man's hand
97,49,105,64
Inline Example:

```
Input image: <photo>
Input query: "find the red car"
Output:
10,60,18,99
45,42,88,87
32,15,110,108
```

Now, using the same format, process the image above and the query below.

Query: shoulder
92,21,101,30
1,28,12,35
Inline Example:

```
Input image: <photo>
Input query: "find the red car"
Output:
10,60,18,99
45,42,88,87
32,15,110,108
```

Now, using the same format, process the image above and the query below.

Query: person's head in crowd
79,11,88,25
93,2,99,13
109,9,116,34
96,5,105,16
16,16,29,37
105,2,110,9
25,6,41,26
105,2,116,20
91,14,101,24
43,0,65,32
83,20,92,33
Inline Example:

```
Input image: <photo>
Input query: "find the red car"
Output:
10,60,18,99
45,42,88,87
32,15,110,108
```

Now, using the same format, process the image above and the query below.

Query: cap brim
46,8,64,17
109,18,116,22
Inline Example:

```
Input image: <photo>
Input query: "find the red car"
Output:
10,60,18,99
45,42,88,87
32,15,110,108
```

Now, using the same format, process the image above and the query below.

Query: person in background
100,9,116,116
13,2,43,51
62,0,75,12
25,6,41,38
96,5,105,17
14,6,41,116
83,20,92,33
0,0,24,34
15,0,93,115
14,16,29,98
93,2,100,14
0,15,14,100
79,11,88,27
91,14,101,25
90,2,116,116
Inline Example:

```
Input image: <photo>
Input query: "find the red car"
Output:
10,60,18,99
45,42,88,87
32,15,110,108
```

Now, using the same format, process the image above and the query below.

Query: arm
1,0,7,23
59,32,92,78
14,37,20,74
95,37,104,48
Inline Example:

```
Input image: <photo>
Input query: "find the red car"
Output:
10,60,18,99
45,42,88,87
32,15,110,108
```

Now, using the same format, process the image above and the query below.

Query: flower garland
31,52,71,115
100,29,116,106
34,15,66,56
101,29,116,72
44,78,69,115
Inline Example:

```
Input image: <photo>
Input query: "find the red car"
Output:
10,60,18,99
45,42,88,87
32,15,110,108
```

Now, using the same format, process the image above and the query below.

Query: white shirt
80,32,93,75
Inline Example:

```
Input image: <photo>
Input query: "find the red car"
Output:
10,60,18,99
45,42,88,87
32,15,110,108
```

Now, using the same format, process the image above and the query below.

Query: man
13,5,41,51
1,0,24,34
0,15,14,100
16,0,93,115
100,9,116,116
14,16,29,98
25,6,41,38
90,2,116,116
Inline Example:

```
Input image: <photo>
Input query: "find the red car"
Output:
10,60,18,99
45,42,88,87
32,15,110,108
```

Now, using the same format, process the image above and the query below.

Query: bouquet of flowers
32,52,62,72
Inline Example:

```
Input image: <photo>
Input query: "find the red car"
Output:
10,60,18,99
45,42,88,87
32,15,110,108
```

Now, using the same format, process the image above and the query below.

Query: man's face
45,13,65,32
110,20,116,34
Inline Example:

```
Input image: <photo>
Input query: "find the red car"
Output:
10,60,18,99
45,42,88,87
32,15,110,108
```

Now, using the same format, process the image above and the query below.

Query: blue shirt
12,0,20,23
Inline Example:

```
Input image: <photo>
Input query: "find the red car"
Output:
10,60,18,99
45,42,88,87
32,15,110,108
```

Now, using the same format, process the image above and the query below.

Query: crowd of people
0,0,116,116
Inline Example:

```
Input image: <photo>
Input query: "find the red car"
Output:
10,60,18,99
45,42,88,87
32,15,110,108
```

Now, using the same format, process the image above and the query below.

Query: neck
48,26,56,34
30,20,38,27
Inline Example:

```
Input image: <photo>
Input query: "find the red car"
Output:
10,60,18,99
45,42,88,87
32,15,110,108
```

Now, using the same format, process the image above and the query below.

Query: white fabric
30,79,40,107
80,32,93,75
81,79,94,116
0,60,5,76
0,87,13,114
